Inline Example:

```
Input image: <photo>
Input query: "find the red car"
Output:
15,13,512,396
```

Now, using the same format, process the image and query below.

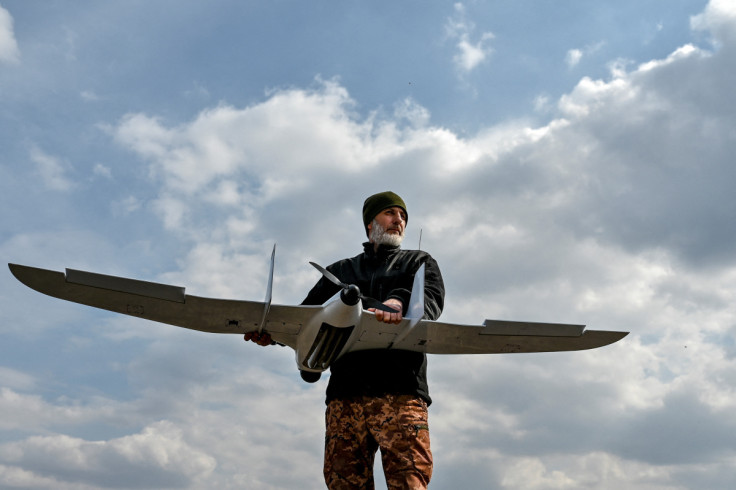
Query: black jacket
302,242,445,404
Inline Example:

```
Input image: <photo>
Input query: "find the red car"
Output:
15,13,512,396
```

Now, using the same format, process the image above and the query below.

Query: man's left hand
244,330,276,346
370,298,403,324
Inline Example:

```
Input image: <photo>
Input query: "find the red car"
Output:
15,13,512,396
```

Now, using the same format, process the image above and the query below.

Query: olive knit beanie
362,191,408,234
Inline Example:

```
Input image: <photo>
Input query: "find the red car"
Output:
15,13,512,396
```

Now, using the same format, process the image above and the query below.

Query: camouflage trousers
324,394,432,489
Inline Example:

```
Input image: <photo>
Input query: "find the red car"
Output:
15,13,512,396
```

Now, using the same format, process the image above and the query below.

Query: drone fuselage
295,292,363,377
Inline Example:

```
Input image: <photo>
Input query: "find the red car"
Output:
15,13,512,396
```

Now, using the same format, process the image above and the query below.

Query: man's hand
370,298,403,325
244,330,275,346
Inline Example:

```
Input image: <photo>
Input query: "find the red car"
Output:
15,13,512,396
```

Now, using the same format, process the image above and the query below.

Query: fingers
244,331,274,346
374,300,403,324
375,310,402,324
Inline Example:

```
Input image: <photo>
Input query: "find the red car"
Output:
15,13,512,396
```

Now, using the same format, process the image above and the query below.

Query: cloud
111,77,456,298
691,0,736,47
565,48,583,68
107,3,736,309
565,42,604,68
0,421,216,489
5,1,736,488
0,386,123,432
0,368,35,391
81,90,102,102
105,3,736,486
0,5,20,64
0,334,328,488
29,146,76,192
554,41,736,267
92,163,112,179
445,3,495,74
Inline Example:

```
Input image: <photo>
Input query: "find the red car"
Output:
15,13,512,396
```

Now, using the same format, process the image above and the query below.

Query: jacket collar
362,241,400,261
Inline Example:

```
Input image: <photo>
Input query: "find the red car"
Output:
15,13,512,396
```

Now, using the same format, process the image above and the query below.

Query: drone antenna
418,228,423,250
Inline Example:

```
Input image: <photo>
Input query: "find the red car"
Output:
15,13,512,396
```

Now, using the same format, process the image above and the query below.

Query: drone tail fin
390,263,425,347
406,263,425,321
258,244,276,333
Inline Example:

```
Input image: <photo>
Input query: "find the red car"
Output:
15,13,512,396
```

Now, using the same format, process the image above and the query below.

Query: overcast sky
2,0,735,488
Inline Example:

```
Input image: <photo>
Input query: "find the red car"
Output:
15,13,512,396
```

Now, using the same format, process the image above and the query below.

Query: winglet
258,244,276,333
406,263,425,321
390,263,425,348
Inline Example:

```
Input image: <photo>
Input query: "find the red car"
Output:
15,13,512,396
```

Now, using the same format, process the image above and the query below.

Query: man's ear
366,221,373,235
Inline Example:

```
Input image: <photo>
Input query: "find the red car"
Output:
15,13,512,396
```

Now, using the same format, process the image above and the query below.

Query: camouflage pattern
324,394,432,489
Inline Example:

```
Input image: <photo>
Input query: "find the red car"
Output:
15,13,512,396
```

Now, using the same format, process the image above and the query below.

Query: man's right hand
244,331,275,346
370,298,403,325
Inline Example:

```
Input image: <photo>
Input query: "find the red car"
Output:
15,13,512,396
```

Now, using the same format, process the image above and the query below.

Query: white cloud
533,94,552,113
0,464,68,490
0,334,328,488
565,48,583,68
446,3,495,74
111,195,141,216
0,386,120,432
0,5,20,64
92,163,112,179
80,90,102,102
565,42,604,69
0,422,216,488
0,368,35,391
29,146,75,191
691,0,736,47
114,79,380,198
454,33,495,72
393,97,431,128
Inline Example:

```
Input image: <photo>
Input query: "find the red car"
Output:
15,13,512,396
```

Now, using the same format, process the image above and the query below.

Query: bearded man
247,191,445,489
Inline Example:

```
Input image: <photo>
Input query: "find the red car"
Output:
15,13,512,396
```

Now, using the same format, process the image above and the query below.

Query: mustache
370,220,405,246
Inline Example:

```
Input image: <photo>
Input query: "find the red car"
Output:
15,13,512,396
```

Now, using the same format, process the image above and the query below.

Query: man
246,191,445,489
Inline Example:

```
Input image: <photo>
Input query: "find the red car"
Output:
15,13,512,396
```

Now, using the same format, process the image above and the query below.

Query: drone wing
344,315,627,355
8,263,306,349
386,318,628,354
9,263,628,357
338,262,626,356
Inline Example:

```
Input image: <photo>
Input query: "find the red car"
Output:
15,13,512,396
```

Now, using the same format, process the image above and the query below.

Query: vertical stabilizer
258,244,276,332
406,263,425,320
390,263,425,347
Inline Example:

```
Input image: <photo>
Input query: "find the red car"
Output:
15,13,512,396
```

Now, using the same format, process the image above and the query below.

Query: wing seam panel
65,269,186,303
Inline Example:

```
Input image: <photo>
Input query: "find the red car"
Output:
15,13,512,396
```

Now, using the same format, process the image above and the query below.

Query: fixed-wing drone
8,248,627,382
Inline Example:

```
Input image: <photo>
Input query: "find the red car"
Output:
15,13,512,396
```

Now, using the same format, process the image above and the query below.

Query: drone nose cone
340,284,361,306
300,370,322,383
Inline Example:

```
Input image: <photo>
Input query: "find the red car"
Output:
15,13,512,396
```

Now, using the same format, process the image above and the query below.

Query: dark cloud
549,45,736,268
611,390,736,465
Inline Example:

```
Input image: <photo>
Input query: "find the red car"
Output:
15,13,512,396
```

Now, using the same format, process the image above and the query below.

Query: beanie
362,191,408,231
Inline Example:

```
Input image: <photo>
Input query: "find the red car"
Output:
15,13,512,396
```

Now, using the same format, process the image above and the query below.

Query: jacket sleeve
420,255,444,321
301,266,341,306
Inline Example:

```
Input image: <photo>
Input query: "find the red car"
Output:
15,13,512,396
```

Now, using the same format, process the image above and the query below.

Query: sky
1,0,735,488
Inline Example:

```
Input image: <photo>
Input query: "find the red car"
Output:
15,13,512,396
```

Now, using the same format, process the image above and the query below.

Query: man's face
367,206,406,246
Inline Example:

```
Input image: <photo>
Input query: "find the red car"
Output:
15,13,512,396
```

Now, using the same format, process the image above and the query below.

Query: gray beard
369,220,404,247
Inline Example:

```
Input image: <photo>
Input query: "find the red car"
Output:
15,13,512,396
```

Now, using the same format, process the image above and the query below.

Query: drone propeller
309,262,399,313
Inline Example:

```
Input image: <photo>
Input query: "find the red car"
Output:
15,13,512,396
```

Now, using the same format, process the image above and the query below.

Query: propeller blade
309,262,347,288
309,261,400,313
361,296,401,313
